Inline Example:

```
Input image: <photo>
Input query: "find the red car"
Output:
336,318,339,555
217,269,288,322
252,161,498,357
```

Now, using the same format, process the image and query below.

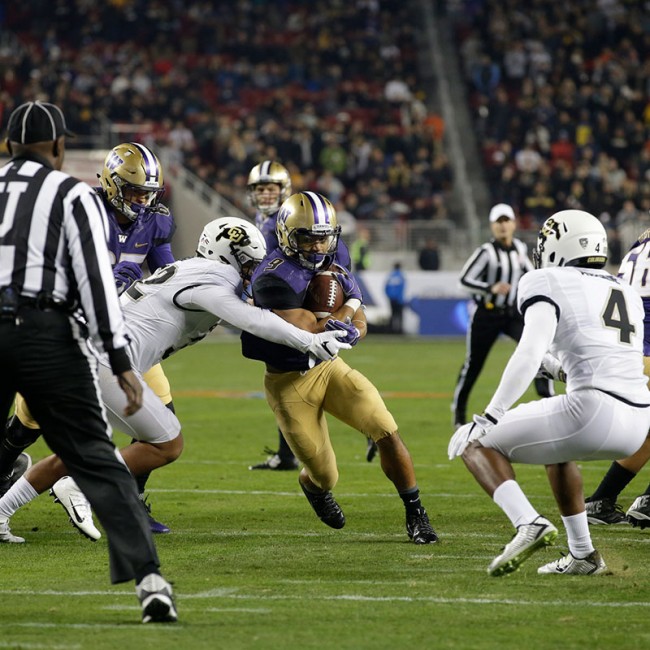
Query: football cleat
299,478,345,529
585,497,627,525
537,550,608,575
136,573,178,624
50,476,101,541
626,494,650,528
366,438,378,463
406,507,438,544
0,517,25,544
249,448,299,471
140,494,171,534
488,516,558,577
0,452,32,498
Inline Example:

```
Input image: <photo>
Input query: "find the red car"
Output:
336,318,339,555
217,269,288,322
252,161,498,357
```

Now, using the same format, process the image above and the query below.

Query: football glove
537,353,567,383
114,261,143,295
307,329,352,361
332,269,363,301
324,318,361,346
448,413,497,460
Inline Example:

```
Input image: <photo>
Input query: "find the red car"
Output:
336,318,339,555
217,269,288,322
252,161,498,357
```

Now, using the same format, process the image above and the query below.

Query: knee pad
5,415,42,449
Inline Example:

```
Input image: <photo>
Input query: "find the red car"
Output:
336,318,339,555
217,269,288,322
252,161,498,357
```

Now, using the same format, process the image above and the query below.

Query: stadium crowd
453,0,650,252
0,0,453,235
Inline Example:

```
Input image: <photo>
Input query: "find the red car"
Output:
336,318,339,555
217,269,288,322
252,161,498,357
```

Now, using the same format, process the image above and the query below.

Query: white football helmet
533,209,608,269
197,217,267,281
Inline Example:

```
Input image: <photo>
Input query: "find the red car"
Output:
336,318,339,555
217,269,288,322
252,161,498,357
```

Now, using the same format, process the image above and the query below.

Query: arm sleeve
459,247,491,294
181,284,315,353
485,301,558,419
64,184,132,374
146,242,175,273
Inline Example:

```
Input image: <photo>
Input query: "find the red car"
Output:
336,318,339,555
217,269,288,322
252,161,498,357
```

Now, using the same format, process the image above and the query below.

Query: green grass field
2,336,649,650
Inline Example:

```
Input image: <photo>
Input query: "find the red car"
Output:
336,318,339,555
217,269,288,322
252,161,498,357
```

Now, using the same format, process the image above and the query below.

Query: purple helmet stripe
131,142,158,182
303,191,330,225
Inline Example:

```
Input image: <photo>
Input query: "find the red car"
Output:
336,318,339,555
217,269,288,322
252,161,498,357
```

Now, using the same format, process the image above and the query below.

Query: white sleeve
182,284,314,352
485,301,558,419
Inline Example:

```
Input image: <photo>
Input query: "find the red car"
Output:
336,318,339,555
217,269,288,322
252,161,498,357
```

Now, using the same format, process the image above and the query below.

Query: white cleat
50,476,101,541
136,573,178,624
0,517,25,544
538,550,608,575
488,516,558,577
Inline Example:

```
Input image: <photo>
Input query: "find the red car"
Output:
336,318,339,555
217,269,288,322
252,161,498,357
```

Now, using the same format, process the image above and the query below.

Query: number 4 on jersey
602,288,635,344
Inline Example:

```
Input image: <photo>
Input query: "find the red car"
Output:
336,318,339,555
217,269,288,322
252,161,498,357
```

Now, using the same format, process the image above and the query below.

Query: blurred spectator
385,262,406,334
351,227,372,272
418,238,440,271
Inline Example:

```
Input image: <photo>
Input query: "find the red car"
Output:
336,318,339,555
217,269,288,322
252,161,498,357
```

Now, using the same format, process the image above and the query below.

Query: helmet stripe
259,160,271,177
131,142,158,183
303,191,330,225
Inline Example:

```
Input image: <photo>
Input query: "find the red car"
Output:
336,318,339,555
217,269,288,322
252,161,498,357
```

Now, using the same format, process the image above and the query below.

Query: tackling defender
449,209,650,576
0,218,350,543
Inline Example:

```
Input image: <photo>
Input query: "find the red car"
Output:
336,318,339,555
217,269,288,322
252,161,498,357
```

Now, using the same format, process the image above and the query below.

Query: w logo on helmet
105,151,124,171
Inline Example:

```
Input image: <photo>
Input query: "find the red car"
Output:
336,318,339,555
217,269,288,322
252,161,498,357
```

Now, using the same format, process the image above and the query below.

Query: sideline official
0,101,176,623
451,204,553,428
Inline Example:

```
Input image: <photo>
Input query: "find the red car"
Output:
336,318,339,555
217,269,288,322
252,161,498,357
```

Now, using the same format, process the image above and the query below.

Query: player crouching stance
242,192,438,544
449,209,650,576
0,218,351,543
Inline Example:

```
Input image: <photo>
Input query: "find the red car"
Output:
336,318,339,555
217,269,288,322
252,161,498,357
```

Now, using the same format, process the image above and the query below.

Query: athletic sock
562,512,595,558
588,461,636,501
493,479,539,528
0,476,39,519
399,486,422,515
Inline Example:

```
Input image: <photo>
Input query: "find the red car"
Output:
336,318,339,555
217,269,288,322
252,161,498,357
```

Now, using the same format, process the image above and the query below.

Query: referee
451,203,553,428
0,101,176,623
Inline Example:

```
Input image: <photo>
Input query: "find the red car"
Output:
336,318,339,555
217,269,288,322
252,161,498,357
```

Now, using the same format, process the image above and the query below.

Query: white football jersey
518,266,649,403
618,229,650,299
119,257,313,373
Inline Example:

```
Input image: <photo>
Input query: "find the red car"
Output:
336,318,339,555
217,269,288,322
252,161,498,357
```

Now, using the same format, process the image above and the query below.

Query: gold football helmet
276,192,341,270
99,142,165,221
246,160,292,216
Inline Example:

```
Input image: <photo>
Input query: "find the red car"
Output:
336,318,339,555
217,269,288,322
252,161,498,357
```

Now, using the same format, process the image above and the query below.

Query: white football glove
447,413,497,460
538,352,566,383
307,330,352,361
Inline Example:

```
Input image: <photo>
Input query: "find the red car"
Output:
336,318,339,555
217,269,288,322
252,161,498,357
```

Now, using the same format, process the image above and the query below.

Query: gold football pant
14,362,173,428
264,357,397,491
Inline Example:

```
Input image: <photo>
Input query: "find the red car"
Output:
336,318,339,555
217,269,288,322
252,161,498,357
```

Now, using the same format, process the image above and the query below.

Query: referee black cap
6,101,75,144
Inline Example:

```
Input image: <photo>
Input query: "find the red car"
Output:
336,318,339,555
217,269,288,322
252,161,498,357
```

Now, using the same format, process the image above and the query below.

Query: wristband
344,298,361,313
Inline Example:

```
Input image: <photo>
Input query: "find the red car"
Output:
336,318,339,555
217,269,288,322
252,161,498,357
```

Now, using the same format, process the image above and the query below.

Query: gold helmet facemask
246,160,292,216
99,142,165,221
276,192,341,270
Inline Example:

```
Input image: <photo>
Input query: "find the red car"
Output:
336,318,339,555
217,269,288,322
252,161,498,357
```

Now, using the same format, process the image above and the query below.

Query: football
303,270,344,318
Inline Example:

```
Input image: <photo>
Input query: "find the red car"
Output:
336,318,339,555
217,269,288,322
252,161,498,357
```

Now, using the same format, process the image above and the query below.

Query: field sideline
1,336,649,650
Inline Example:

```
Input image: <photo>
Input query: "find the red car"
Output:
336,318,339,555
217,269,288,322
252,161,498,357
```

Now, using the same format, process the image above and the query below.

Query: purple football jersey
241,242,354,371
102,196,176,274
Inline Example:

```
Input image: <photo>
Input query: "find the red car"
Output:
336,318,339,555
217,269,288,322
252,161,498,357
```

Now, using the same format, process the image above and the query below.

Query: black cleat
249,447,299,471
136,573,178,624
585,497,627,525
299,478,345,529
626,495,650,528
406,507,438,544
0,452,32,498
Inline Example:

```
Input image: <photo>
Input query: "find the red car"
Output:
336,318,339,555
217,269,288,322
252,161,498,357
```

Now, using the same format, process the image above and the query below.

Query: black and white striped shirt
0,152,131,372
459,238,533,309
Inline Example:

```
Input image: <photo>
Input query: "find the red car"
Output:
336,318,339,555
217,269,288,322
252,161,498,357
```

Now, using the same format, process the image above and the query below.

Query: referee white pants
481,389,650,464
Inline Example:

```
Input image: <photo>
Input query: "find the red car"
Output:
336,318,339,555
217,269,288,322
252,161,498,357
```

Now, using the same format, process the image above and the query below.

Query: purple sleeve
146,243,175,273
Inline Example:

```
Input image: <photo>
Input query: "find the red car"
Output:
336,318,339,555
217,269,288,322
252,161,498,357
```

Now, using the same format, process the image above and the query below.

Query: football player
241,191,438,544
449,210,650,576
0,143,175,533
0,218,351,543
584,228,650,527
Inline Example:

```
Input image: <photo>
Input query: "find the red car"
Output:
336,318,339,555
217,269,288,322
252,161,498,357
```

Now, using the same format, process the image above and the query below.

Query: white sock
493,479,540,528
0,476,39,519
561,512,594,558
